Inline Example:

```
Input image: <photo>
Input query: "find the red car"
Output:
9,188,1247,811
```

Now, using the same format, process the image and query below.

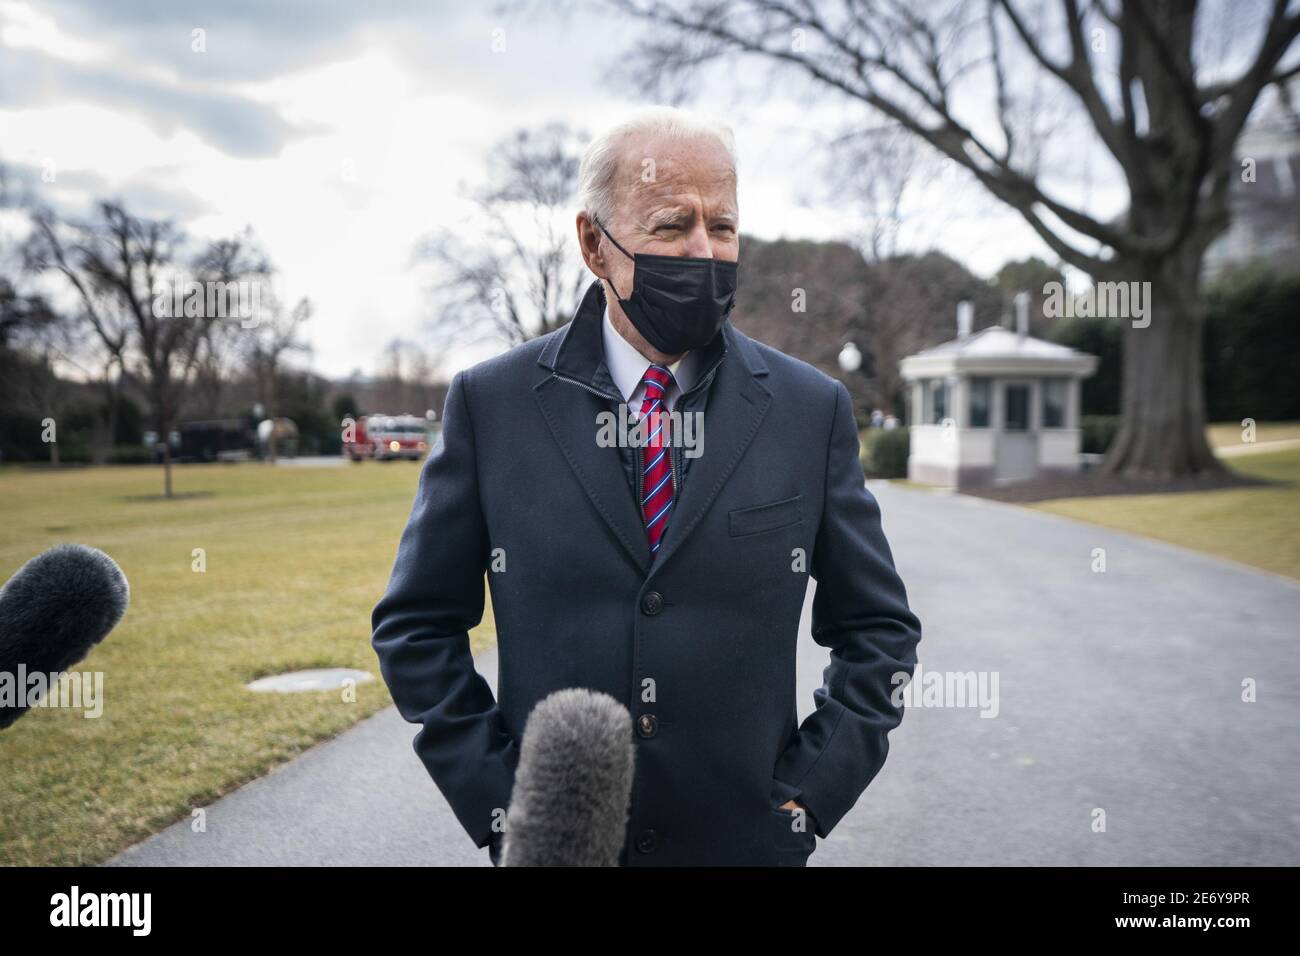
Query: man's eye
712,224,736,233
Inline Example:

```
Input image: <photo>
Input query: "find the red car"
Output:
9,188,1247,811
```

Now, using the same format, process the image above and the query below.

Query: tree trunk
94,364,121,467
159,396,175,498
162,441,173,498
267,376,278,464
1100,250,1222,480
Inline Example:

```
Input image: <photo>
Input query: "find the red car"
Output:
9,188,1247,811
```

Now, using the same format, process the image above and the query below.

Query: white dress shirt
601,304,702,419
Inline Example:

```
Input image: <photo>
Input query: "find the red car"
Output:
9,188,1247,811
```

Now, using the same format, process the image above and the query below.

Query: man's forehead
614,132,737,213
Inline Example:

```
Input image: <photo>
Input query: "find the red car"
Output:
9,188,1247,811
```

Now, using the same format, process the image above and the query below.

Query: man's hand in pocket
781,800,817,833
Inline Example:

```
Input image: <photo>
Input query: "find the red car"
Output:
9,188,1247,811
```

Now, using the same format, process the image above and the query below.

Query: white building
1202,82,1300,281
899,299,1099,489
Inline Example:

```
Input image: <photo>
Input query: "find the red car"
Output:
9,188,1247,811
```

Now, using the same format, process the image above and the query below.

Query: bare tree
24,201,267,496
24,207,133,463
372,338,437,414
0,277,57,350
190,306,244,418
9,304,77,466
828,124,996,414
608,0,1300,479
730,236,871,398
245,294,312,462
418,122,590,348
0,267,72,465
832,123,931,262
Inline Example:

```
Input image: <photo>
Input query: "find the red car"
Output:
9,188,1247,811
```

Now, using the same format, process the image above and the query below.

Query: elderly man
371,106,921,867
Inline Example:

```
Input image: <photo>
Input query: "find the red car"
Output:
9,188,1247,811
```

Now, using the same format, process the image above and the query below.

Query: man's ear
576,213,608,279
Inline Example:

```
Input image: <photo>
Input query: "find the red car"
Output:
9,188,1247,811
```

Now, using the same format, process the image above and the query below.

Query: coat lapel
534,374,651,574
534,281,650,574
646,325,771,581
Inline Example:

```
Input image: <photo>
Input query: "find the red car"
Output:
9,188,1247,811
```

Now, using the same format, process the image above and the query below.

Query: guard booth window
1041,378,1066,428
969,377,991,427
1004,384,1030,431
929,379,949,424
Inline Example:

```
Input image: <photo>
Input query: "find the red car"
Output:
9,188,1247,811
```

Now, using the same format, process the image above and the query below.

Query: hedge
860,426,910,478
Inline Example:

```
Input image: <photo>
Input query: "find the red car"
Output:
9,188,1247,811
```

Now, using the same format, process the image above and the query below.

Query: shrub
1080,415,1121,454
1203,263,1300,422
860,426,910,478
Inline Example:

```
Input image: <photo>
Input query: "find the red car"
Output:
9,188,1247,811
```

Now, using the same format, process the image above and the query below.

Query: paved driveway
108,482,1300,866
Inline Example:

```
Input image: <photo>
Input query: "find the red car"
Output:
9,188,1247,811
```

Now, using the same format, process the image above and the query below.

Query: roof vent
956,300,973,338
1014,291,1030,341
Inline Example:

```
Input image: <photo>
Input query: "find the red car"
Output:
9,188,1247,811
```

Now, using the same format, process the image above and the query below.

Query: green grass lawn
0,460,496,865
1032,448,1300,580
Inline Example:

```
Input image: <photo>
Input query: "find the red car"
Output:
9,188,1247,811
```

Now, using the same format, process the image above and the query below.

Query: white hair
578,105,738,228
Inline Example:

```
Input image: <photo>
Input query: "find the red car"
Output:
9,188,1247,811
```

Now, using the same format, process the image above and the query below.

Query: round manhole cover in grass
246,668,376,693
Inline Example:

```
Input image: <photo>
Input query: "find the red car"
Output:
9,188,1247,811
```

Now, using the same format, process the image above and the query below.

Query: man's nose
681,221,712,258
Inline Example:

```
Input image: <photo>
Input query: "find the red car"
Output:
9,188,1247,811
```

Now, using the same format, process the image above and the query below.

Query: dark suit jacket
371,279,922,866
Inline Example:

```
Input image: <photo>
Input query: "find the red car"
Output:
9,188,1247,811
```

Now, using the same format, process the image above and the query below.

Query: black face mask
594,215,738,355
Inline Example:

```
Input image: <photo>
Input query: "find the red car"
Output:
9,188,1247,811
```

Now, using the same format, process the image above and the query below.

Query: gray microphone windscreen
0,543,129,728
502,688,634,866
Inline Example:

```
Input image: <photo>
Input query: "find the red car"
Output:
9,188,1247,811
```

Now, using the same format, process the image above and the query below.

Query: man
371,106,921,867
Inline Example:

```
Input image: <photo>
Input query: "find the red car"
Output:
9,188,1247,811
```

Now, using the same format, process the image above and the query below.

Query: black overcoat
371,280,922,866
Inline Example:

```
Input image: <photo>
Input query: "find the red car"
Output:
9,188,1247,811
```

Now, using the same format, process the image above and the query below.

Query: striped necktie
639,364,675,558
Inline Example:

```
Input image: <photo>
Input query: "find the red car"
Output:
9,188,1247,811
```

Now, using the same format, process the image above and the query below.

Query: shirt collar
539,279,744,394
601,302,700,402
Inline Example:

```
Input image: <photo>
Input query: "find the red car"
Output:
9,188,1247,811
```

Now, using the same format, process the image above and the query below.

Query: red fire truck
344,413,429,462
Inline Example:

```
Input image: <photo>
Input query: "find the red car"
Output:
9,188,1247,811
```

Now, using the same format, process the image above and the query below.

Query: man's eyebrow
645,207,692,227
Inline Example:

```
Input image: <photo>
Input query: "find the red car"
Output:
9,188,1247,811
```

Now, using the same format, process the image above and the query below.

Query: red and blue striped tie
639,364,675,558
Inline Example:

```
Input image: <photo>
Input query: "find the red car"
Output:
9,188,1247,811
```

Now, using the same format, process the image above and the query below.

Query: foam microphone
501,688,634,867
0,543,130,729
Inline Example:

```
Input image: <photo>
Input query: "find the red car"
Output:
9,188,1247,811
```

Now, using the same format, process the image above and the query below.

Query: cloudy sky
1,0,1092,380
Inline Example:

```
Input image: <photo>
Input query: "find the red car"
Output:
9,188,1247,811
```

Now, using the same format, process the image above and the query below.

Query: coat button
637,714,657,737
635,829,658,853
641,591,664,615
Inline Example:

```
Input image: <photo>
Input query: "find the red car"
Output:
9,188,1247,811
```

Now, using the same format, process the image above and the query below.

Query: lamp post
838,342,862,374
838,341,877,427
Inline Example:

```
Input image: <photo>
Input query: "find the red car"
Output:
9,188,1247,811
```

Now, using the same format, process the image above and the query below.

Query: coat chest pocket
728,494,803,538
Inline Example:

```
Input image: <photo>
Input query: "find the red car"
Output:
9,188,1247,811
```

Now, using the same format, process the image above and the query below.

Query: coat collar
537,279,767,389
534,278,772,578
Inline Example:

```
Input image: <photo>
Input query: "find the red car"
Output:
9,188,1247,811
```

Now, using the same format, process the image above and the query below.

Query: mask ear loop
592,214,638,304
592,214,636,261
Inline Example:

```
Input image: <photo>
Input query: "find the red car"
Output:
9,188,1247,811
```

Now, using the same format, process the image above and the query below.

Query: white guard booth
899,299,1099,489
